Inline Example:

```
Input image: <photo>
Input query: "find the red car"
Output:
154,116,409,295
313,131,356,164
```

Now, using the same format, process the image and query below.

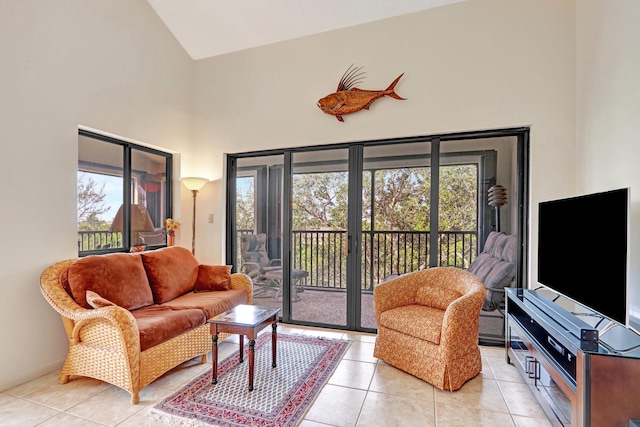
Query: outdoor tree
77,172,109,229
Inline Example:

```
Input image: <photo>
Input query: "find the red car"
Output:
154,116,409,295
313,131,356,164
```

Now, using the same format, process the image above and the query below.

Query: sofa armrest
229,272,254,304
40,259,141,358
373,274,419,323
441,284,486,354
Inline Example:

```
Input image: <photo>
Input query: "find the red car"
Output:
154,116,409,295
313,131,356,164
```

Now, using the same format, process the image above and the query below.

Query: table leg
212,334,218,384
239,335,244,363
272,321,277,368
248,339,255,391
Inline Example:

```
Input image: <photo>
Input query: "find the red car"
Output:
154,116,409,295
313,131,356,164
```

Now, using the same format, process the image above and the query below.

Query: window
77,129,172,255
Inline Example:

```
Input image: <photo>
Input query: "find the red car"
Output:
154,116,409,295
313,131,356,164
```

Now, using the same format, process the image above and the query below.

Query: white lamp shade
181,177,209,191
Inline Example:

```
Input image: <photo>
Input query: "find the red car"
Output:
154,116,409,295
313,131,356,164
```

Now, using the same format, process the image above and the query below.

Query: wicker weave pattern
40,258,253,404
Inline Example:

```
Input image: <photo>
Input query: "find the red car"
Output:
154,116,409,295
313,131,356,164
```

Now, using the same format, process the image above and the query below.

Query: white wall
576,0,640,329
193,0,577,277
10,0,638,392
0,0,194,390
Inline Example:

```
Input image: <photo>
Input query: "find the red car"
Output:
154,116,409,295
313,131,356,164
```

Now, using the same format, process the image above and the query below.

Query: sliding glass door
226,129,528,334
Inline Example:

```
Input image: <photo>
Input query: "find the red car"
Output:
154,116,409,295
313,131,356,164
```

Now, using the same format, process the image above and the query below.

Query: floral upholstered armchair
373,267,486,391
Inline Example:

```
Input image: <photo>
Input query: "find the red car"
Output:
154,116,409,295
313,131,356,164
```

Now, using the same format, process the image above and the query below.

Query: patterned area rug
148,333,350,426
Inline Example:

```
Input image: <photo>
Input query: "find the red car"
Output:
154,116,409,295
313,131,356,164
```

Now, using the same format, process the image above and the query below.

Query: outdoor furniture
468,231,517,343
373,267,486,391
240,233,308,300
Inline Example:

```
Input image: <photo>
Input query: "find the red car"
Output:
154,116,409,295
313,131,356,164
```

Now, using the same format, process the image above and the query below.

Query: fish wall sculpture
317,65,405,122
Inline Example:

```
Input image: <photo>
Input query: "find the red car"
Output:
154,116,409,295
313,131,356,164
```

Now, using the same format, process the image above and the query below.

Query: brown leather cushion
141,246,199,304
130,305,205,351
67,253,154,310
161,289,248,319
194,265,232,292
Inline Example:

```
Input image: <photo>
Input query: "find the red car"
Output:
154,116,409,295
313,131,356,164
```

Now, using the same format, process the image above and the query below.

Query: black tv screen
537,188,629,326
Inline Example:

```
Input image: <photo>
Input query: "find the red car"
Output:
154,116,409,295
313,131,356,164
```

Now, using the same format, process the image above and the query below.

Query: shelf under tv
506,288,640,427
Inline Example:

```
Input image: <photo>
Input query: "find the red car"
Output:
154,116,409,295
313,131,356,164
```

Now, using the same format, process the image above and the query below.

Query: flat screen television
537,188,629,326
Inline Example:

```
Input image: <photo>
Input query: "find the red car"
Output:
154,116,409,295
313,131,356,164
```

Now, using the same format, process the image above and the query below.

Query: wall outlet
208,213,214,223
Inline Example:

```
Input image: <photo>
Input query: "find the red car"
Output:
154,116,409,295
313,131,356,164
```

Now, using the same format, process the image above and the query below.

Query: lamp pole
190,189,198,255
180,177,209,256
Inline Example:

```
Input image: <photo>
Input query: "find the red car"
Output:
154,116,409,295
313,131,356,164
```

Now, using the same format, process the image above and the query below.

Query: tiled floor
0,324,552,426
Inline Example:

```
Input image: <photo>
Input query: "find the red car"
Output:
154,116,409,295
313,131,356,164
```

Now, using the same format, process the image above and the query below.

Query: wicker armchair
373,267,486,391
40,258,253,404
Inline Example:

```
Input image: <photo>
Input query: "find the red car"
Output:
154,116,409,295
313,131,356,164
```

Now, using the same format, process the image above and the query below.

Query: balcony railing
80,229,476,290
78,230,121,251
238,229,477,291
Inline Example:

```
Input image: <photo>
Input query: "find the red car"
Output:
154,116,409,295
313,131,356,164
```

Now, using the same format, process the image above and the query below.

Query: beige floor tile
328,359,376,390
118,408,176,427
342,331,376,343
37,412,105,426
5,371,63,398
368,363,434,401
304,384,367,427
436,402,516,427
356,391,436,427
0,325,554,427
65,384,167,426
498,381,548,419
302,328,349,341
19,375,112,411
512,415,554,427
480,356,496,380
342,341,377,363
487,356,524,383
0,398,60,427
481,344,507,359
299,420,338,427
435,377,509,414
0,392,18,407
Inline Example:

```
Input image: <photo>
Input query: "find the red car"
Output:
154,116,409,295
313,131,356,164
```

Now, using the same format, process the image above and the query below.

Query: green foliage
77,172,109,229
236,176,255,230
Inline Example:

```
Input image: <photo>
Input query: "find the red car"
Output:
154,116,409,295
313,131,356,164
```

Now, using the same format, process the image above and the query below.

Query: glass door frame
225,127,530,333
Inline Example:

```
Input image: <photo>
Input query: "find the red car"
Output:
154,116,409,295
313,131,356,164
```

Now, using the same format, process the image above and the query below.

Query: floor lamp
181,177,209,255
488,185,508,232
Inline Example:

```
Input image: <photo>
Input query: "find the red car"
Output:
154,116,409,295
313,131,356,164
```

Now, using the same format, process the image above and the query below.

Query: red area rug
148,333,349,426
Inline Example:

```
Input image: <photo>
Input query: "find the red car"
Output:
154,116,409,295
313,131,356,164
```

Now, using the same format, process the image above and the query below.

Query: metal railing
237,229,477,291
78,230,121,251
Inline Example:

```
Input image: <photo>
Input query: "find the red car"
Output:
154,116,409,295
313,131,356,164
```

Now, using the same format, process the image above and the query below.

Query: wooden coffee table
208,304,281,391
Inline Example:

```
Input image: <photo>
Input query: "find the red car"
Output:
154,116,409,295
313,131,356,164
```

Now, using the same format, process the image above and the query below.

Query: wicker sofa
40,246,253,404
373,267,486,391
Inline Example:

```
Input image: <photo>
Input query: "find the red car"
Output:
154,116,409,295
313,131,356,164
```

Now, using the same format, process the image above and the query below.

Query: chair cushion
379,305,444,345
141,246,199,304
241,234,271,268
67,253,154,310
194,265,232,292
131,305,206,352
161,289,248,319
468,232,517,310
416,285,461,311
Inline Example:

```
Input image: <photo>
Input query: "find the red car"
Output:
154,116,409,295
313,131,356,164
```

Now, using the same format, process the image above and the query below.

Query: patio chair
467,231,517,344
240,233,308,301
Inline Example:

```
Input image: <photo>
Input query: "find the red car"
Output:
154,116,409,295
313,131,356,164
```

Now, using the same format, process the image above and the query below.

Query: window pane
131,150,168,247
78,135,124,251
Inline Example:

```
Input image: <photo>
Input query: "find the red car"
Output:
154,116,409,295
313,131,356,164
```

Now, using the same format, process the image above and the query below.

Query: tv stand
506,288,640,426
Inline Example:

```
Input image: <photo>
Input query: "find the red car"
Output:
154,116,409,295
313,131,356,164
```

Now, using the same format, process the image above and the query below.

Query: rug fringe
147,407,217,427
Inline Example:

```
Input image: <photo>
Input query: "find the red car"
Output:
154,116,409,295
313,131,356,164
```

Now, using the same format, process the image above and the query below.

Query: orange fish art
317,65,405,122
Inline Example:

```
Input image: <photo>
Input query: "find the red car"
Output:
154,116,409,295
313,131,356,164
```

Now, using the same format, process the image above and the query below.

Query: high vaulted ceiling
147,0,464,60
